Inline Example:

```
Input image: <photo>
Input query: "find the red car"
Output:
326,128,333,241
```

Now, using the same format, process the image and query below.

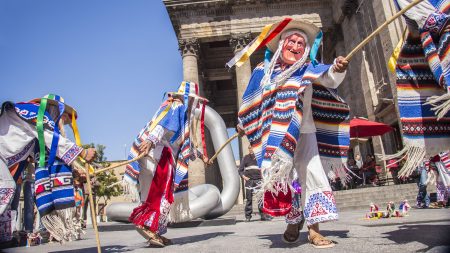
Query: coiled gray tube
200,106,240,219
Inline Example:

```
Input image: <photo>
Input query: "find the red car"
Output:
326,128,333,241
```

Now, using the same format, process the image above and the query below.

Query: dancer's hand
203,157,213,165
139,140,153,155
333,56,348,73
236,124,245,137
242,176,250,182
82,148,97,162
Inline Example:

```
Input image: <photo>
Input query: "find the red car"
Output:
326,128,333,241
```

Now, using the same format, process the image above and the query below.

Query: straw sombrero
226,18,322,68
167,81,209,102
29,94,77,123
266,19,320,53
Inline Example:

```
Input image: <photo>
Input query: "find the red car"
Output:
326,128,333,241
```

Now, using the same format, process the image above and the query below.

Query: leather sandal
135,227,165,247
282,219,305,244
307,233,335,249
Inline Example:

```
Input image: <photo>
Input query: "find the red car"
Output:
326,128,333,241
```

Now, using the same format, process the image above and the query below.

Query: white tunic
396,0,436,27
0,108,82,167
300,61,346,133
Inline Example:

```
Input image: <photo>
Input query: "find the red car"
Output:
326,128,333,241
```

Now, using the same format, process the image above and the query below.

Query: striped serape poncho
390,0,450,176
238,62,350,199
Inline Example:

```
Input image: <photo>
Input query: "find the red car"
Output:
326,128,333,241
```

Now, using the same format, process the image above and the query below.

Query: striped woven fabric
394,34,450,176
439,151,450,172
238,62,350,193
35,160,75,217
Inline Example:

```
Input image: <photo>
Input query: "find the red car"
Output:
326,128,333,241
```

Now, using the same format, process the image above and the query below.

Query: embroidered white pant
286,133,338,226
0,157,15,215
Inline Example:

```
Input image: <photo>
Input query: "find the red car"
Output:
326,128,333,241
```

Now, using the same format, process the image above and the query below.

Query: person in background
415,160,430,208
238,145,271,222
362,155,376,186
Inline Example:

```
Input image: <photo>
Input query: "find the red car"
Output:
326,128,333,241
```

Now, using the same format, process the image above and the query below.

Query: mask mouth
288,49,303,55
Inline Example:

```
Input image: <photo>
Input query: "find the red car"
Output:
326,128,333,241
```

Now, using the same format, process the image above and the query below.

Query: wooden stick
344,0,424,61
209,132,240,163
85,163,102,253
92,153,147,175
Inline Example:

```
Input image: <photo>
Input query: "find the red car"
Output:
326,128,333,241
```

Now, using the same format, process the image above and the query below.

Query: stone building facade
163,0,406,186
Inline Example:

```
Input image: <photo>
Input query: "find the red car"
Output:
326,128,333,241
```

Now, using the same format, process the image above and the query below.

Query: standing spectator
387,158,400,184
415,161,430,208
82,175,99,228
238,145,271,222
346,158,359,189
362,155,376,186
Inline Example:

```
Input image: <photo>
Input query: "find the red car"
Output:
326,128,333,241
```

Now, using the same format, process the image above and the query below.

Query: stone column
179,38,200,84
230,33,253,160
178,38,205,187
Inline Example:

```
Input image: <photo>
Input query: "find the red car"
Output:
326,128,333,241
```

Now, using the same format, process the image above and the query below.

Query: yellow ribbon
235,23,274,67
388,27,408,73
148,101,173,132
71,111,95,173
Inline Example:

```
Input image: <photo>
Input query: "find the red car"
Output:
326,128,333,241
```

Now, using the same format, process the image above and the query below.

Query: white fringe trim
169,190,192,223
379,146,426,178
425,93,450,120
255,152,295,202
41,208,77,243
121,178,140,202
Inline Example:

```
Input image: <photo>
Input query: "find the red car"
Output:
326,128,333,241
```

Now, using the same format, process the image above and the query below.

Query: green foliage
82,143,121,205
95,171,122,205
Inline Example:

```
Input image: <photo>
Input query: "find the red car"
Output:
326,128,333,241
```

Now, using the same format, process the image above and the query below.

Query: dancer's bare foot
307,223,335,249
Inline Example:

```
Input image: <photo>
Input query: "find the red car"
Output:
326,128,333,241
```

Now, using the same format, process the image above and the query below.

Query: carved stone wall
164,0,405,185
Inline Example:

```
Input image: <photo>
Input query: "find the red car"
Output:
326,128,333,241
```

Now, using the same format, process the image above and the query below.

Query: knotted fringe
427,169,437,186
425,93,450,120
255,153,295,202
122,178,140,202
72,209,85,240
327,166,352,186
41,208,77,243
169,191,192,223
380,146,426,178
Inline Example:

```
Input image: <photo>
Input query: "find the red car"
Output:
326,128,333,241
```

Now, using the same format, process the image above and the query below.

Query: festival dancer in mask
0,94,96,243
124,81,210,247
231,18,350,248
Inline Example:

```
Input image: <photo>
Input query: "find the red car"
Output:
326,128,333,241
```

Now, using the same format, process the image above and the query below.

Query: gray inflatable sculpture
106,106,241,222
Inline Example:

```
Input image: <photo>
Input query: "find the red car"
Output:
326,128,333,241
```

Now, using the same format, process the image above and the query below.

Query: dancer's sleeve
22,121,83,165
396,0,436,28
146,125,166,146
315,59,347,89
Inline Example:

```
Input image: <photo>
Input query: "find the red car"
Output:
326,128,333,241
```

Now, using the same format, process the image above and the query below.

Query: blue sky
0,0,239,161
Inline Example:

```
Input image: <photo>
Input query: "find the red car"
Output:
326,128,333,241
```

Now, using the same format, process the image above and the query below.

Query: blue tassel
309,30,323,67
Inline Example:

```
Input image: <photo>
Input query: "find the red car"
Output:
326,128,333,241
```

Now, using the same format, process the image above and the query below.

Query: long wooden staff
92,153,147,175
84,162,102,253
208,132,240,163
344,0,424,61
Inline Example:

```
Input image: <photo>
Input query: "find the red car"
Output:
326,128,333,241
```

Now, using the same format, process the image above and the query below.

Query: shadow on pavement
98,223,135,232
171,232,234,245
382,224,450,252
49,245,132,253
258,230,349,249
